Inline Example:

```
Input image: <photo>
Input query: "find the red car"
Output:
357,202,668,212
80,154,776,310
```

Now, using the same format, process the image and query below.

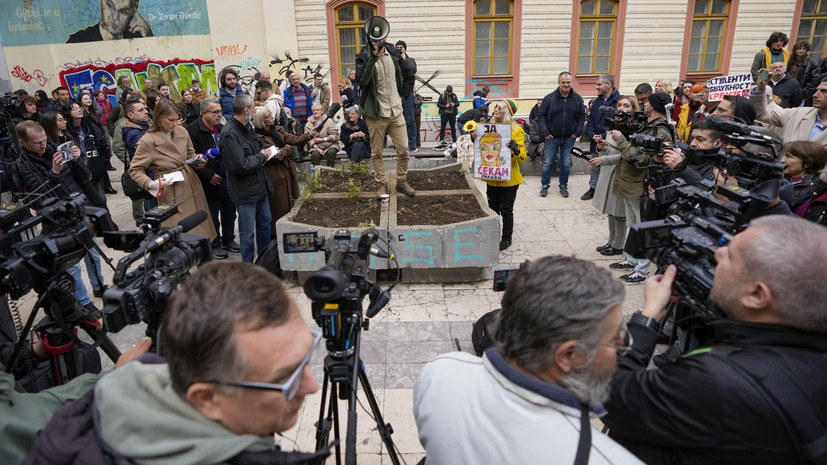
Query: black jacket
537,88,585,139
340,117,370,154
187,118,225,202
457,108,488,127
68,120,110,183
17,144,91,200
219,117,268,205
399,55,417,99
768,74,804,109
437,92,459,116
340,87,356,109
789,57,821,105
604,318,827,465
586,88,621,152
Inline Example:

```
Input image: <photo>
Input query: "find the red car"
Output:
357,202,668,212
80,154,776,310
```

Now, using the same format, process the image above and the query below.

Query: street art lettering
454,228,483,262
215,43,247,57
10,66,48,86
57,55,154,72
240,56,262,72
302,64,327,83
60,59,216,104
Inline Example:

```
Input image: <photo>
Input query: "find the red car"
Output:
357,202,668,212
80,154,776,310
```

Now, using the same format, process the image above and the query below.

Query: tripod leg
80,324,121,363
358,364,400,465
314,371,343,465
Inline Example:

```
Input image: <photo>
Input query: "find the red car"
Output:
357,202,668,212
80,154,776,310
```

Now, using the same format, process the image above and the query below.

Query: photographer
603,215,827,465
1,339,150,465
608,92,675,284
661,119,722,186
414,256,643,464
26,262,323,465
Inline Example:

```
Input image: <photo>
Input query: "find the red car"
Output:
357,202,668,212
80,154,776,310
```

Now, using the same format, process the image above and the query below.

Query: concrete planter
276,163,500,282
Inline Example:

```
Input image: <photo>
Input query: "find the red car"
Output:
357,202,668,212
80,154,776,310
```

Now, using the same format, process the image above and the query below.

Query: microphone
705,116,781,143
146,211,207,252
598,105,616,115
327,102,342,119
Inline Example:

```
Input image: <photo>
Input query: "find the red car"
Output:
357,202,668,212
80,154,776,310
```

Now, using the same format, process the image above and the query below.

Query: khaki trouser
366,113,409,183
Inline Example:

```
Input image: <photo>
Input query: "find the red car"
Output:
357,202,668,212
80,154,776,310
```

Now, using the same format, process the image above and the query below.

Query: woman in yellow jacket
483,99,526,251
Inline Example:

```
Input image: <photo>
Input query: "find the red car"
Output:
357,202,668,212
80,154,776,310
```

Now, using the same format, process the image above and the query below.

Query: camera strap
574,403,591,465
707,346,827,464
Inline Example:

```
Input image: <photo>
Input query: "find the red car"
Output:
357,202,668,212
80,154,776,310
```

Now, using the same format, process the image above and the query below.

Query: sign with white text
706,73,752,101
473,124,512,181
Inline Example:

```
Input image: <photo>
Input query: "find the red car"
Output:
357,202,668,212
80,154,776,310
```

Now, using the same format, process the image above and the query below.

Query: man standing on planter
356,32,417,197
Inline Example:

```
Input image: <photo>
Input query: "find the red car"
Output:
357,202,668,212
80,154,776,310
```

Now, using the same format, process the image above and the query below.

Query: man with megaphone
356,16,417,197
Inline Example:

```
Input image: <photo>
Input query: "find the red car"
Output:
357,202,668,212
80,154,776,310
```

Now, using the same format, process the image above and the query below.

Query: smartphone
493,268,519,292
56,141,74,162
759,69,770,81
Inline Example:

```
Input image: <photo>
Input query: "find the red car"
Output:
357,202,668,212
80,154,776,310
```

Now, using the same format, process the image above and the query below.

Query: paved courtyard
30,149,644,464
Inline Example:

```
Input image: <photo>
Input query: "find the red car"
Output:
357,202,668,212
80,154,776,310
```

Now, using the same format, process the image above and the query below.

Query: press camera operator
603,215,827,465
25,261,324,465
660,119,722,186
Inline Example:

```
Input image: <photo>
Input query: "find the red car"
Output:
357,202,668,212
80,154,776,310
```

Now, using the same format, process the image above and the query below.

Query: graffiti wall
1,0,210,46
60,59,217,104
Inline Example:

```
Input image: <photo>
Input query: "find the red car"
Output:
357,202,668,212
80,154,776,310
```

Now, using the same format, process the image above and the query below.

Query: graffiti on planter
60,59,217,104
454,228,483,262
10,66,48,87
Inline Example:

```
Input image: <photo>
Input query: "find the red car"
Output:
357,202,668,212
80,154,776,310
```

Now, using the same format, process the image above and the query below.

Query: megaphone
364,16,390,43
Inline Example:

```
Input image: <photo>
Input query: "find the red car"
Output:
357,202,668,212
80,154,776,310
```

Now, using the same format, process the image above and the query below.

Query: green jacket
751,47,790,81
354,43,412,120
612,115,673,201
0,369,100,465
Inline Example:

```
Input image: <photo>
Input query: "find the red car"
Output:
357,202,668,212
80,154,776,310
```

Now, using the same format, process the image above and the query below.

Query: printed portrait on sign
479,132,502,168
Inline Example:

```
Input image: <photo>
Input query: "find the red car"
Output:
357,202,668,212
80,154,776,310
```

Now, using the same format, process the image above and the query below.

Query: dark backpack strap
707,346,827,465
574,403,592,465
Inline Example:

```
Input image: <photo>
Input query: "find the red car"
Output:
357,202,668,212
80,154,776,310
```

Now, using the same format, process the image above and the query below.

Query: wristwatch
630,311,661,333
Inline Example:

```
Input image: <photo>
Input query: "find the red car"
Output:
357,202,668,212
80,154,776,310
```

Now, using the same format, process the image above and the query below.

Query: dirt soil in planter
397,194,486,225
293,198,381,228
317,172,381,193
407,169,469,191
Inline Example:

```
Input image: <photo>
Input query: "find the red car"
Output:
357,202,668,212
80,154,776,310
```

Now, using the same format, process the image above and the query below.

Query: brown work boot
396,179,415,196
376,182,389,197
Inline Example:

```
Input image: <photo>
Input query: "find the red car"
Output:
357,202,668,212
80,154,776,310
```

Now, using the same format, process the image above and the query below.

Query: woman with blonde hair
483,99,526,251
654,80,674,99
129,99,216,239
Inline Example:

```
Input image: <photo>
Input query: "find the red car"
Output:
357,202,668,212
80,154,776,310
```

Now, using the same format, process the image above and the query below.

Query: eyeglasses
599,327,633,356
211,329,322,401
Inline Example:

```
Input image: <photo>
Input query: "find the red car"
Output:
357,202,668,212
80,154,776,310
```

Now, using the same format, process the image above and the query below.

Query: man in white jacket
414,255,643,465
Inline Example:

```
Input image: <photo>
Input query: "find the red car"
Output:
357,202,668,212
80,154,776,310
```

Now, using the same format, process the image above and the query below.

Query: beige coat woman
129,125,217,240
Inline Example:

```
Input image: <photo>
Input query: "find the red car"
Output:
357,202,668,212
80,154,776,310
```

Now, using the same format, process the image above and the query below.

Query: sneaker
599,246,624,256
396,180,415,196
212,247,229,259
596,243,612,252
559,185,569,198
499,237,512,251
581,188,595,200
93,285,109,298
222,241,241,253
609,260,636,271
434,141,447,150
539,185,549,197
620,271,648,285
104,187,118,194
409,148,418,154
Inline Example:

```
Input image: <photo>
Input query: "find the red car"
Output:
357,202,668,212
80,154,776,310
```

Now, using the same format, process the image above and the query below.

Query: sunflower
463,120,477,132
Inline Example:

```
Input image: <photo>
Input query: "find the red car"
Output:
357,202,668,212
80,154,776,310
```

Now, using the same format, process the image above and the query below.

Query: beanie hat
395,40,407,50
648,92,671,115
446,85,453,93
503,98,518,116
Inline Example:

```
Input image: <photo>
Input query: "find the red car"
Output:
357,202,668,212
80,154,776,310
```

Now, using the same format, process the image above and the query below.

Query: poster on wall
474,123,512,181
2,0,210,46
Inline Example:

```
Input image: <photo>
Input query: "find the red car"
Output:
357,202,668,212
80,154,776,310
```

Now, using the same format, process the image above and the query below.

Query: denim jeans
588,164,601,190
237,196,272,262
83,246,104,291
541,137,575,187
402,93,417,150
68,263,92,305
208,183,237,249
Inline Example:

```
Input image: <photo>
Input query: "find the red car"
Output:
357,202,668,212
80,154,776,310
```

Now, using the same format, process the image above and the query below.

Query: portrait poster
2,0,210,47
473,123,512,181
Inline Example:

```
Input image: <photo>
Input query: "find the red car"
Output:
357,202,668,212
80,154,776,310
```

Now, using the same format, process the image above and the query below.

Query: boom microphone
146,211,207,253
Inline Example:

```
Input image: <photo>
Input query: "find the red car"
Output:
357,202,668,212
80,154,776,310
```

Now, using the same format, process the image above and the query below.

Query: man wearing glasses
413,255,643,464
27,261,327,465
603,215,827,465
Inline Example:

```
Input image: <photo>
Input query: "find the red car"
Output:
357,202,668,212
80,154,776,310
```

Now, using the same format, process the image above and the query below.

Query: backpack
471,309,500,356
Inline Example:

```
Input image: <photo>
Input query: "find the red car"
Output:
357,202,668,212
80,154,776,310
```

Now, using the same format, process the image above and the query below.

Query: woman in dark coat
178,89,200,126
783,140,827,223
252,106,314,237
339,106,370,163
789,40,821,106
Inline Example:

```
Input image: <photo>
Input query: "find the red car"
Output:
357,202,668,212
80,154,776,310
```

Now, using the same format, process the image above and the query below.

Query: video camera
101,205,212,336
0,193,107,299
600,106,647,136
284,229,391,354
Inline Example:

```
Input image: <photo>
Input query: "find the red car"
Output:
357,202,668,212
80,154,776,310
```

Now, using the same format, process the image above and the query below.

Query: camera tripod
314,323,399,465
7,271,121,386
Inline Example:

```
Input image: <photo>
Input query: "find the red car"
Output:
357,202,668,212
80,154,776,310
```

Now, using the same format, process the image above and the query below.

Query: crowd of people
3,27,827,465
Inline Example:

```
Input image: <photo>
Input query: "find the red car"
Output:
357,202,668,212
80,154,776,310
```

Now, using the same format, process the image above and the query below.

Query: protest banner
473,123,512,181
706,73,752,101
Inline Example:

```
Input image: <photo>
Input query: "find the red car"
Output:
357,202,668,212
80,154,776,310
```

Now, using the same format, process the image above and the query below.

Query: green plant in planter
458,166,469,176
368,198,378,210
346,178,362,201
357,219,377,228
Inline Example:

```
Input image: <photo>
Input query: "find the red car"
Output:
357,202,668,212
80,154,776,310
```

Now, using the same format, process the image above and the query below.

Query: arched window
796,0,827,59
687,0,729,73
576,0,617,75
473,0,513,76
334,2,377,81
